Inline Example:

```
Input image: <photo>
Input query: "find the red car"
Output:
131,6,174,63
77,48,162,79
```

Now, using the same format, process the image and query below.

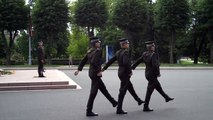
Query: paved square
0,69,213,120
0,70,81,91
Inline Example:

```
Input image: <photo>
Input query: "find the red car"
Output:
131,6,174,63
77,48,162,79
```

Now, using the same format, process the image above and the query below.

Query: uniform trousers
87,75,115,112
117,76,141,110
38,61,44,76
144,77,169,107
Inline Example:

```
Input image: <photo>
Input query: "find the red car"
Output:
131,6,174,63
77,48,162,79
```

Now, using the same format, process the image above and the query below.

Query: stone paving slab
0,70,81,91
1,66,213,70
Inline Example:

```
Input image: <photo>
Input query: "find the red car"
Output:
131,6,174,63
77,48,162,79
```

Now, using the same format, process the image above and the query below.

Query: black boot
143,107,154,112
143,104,154,112
165,97,174,102
116,109,128,114
117,92,126,114
39,72,45,77
112,100,118,107
137,99,144,106
86,111,98,117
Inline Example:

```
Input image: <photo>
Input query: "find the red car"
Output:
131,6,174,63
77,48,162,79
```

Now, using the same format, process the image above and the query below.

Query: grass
161,63,213,67
132,63,213,67
0,70,15,75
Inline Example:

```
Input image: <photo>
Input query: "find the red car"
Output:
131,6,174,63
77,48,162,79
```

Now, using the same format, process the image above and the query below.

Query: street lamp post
28,0,32,65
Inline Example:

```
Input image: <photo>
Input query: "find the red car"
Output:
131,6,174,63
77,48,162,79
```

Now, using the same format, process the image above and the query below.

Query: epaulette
87,48,94,53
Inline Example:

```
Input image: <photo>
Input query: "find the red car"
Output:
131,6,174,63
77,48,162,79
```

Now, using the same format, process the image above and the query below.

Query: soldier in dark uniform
131,41,174,112
101,38,144,114
37,41,45,77
74,37,118,117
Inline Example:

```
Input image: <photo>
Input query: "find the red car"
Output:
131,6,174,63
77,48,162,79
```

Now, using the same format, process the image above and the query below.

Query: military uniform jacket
132,51,160,78
37,46,45,61
78,48,102,77
102,48,132,77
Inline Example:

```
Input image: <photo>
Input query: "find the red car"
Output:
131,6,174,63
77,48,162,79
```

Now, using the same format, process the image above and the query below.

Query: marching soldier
101,38,144,114
37,41,45,77
74,37,118,117
131,41,174,112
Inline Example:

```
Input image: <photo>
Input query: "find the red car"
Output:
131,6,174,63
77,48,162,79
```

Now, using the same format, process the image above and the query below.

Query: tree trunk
193,33,205,64
210,36,213,63
194,53,199,64
1,30,11,66
193,34,198,64
46,34,53,64
169,30,175,64
6,48,11,66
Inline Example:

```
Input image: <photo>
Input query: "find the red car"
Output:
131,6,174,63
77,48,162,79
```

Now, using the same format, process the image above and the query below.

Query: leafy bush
67,26,89,58
11,53,26,65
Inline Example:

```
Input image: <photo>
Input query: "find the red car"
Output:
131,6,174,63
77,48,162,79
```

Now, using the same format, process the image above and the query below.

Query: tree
0,0,29,65
112,0,147,59
155,0,190,63
197,0,213,63
0,32,5,59
187,0,206,64
32,0,69,62
67,25,88,58
54,31,70,58
74,0,108,37
112,0,147,34
16,31,29,61
96,0,123,52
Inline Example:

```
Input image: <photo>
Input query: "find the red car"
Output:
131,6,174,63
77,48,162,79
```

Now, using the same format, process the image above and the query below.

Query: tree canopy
197,0,213,63
155,0,190,63
74,0,108,37
67,25,88,58
0,0,212,65
155,0,190,31
32,0,69,60
112,0,147,33
33,0,69,36
0,0,29,65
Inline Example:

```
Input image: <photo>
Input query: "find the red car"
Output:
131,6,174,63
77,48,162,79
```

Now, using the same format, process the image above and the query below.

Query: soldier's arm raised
131,54,144,70
102,55,117,72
